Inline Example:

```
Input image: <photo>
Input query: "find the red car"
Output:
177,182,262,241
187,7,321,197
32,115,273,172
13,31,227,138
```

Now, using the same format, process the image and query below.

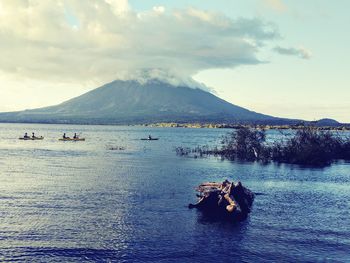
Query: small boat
140,138,159,140
19,136,44,140
58,138,85,141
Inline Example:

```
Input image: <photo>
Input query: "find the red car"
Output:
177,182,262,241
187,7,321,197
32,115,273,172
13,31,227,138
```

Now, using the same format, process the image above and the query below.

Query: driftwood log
189,180,254,221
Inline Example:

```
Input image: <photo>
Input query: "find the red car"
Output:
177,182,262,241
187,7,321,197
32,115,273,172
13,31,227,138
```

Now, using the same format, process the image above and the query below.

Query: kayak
141,138,159,140
19,136,44,140
59,138,85,141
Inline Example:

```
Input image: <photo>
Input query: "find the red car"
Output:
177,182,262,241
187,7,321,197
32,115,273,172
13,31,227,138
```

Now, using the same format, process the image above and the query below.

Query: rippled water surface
0,123,349,262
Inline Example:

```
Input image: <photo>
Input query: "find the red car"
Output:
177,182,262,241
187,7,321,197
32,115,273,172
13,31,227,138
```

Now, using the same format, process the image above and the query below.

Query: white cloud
152,6,165,14
105,0,130,15
0,0,280,88
273,46,312,59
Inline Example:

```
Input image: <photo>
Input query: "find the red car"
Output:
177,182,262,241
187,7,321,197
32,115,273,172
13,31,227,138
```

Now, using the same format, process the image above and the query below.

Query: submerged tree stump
189,180,254,221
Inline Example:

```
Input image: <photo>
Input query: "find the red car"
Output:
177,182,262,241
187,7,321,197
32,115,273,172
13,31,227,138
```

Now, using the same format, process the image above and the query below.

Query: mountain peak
109,69,211,91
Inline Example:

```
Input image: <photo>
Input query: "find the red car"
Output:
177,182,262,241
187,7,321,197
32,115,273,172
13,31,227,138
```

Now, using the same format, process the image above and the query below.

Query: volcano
0,80,295,125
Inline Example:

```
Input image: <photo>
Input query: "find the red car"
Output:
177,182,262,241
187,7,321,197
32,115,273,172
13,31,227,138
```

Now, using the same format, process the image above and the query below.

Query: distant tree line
176,127,350,166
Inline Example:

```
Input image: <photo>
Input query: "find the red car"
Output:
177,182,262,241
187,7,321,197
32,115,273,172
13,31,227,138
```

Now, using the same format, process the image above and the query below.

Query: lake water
0,123,349,262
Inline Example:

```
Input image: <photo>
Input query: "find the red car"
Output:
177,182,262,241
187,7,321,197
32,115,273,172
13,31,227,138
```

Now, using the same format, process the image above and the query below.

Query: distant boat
19,136,44,140
140,138,159,141
59,138,85,141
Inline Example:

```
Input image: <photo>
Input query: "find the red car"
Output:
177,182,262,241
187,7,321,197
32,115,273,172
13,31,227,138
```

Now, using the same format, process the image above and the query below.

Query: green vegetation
271,128,350,165
176,127,350,166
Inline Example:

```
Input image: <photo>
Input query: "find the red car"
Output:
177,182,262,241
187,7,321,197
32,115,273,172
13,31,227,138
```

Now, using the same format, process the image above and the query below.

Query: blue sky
129,0,350,122
0,0,349,122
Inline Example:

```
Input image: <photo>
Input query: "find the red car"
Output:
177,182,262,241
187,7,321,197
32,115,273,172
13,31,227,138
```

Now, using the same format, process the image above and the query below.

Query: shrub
272,128,342,165
221,127,267,161
176,127,350,166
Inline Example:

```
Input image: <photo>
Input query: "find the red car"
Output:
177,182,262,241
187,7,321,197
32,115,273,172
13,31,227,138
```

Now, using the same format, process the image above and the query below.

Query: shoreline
0,121,349,131
144,122,350,131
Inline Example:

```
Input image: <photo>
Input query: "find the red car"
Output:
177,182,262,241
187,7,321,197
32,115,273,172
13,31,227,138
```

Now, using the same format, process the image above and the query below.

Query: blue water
0,123,349,262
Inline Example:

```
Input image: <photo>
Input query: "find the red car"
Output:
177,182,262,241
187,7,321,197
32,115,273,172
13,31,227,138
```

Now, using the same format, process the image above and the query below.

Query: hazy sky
0,0,349,122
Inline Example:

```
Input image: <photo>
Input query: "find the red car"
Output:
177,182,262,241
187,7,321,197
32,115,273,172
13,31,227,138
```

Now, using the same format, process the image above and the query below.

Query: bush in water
176,127,350,166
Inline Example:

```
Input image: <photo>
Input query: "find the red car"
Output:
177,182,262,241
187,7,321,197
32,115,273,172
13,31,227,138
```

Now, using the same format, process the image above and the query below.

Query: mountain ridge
0,79,306,125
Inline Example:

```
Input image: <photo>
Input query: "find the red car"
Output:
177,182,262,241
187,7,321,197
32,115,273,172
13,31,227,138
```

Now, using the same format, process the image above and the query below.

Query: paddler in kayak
63,133,69,139
148,135,152,140
73,133,78,139
32,132,35,138
24,132,30,139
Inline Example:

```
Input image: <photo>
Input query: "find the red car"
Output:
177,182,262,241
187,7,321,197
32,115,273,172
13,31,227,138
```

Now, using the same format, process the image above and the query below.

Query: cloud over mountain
0,0,281,85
